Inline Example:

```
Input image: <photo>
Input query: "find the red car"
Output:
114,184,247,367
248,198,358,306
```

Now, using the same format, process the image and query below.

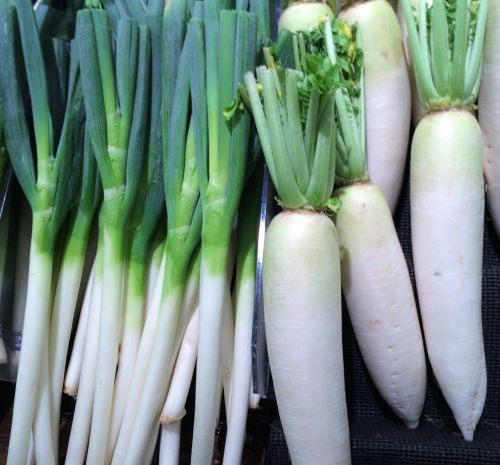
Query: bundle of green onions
0,0,316,465
0,1,87,463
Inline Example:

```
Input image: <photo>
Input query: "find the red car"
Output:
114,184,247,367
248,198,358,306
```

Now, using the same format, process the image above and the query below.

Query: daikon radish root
244,17,353,463
479,0,500,236
340,0,411,212
335,183,426,427
402,0,488,440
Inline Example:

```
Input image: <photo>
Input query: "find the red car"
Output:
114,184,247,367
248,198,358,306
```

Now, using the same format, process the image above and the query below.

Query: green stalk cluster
244,16,365,210
402,0,489,110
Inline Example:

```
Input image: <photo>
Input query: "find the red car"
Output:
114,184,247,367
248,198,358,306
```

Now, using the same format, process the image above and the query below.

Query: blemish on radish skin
434,271,442,276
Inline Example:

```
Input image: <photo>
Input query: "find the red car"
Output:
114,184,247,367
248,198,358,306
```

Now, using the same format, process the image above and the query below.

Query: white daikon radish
479,0,500,236
402,0,488,440
244,17,353,463
279,1,334,33
335,184,426,427
340,0,411,212
325,8,427,427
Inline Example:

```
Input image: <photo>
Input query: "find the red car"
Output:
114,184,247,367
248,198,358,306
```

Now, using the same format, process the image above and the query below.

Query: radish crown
243,16,364,211
401,0,488,110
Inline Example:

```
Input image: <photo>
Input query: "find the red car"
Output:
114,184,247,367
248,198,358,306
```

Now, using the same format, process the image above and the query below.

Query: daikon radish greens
339,0,411,212
189,3,259,463
76,9,151,463
0,0,86,462
479,0,500,236
243,17,350,465
401,0,488,440
305,16,427,428
398,0,430,125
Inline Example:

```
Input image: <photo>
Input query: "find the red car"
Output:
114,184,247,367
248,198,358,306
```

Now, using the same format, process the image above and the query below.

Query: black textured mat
268,417,500,465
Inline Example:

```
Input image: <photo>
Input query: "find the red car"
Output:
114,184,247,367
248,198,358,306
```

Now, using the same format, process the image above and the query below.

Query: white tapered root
411,109,486,441
340,0,411,212
263,210,350,465
335,182,426,428
479,0,500,236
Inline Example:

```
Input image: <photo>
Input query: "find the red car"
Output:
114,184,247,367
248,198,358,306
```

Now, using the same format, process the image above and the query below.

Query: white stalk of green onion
117,4,202,460
106,15,165,461
63,254,96,398
9,200,31,372
48,127,101,455
76,9,151,463
65,244,103,465
0,1,86,461
222,170,261,465
189,5,258,463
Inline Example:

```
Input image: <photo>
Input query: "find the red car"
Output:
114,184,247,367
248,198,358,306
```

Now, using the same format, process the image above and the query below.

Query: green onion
107,14,166,460
76,9,151,463
114,2,203,462
0,0,86,462
189,2,259,463
48,125,101,456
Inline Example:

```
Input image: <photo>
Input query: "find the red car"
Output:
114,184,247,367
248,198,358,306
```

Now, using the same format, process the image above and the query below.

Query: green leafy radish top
401,0,488,111
242,16,364,213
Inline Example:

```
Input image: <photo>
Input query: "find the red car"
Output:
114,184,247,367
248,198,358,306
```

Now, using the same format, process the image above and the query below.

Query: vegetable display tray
266,172,500,464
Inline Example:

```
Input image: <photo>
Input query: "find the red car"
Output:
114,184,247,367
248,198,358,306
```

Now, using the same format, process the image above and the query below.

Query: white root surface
335,182,426,427
340,0,411,213
411,110,486,441
263,210,350,465
479,0,500,236
278,2,333,33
